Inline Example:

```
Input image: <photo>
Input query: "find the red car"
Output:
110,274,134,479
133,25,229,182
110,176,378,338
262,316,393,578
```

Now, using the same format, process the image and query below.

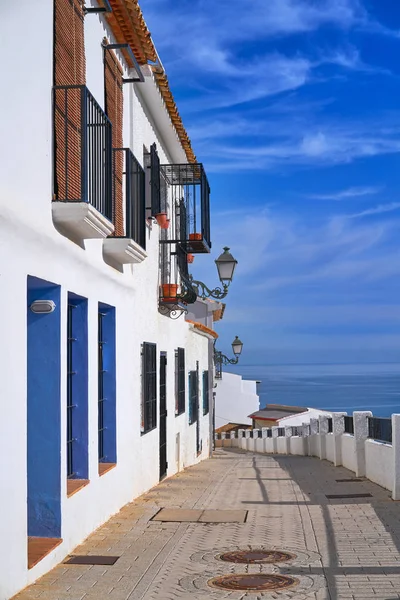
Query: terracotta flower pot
155,213,168,227
161,283,178,300
189,232,202,241
160,219,170,230
187,253,195,264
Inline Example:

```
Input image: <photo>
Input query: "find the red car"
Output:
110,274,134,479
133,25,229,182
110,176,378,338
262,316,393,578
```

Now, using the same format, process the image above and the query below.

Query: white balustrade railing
215,412,400,500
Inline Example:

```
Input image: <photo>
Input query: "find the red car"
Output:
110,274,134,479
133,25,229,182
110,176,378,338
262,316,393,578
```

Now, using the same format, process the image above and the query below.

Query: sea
226,363,400,418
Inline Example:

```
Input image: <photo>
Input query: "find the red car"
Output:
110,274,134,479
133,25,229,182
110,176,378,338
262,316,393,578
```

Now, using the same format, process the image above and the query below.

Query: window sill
98,462,117,477
141,425,157,436
175,410,185,417
28,537,63,570
67,479,89,498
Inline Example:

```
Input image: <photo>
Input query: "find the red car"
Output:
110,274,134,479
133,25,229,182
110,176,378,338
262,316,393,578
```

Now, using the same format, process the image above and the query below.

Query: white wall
326,433,335,462
215,372,259,429
0,5,211,599
365,440,393,492
278,409,332,427
341,434,357,473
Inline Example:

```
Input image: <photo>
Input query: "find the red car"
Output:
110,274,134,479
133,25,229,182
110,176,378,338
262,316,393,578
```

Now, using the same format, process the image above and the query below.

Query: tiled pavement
14,449,400,599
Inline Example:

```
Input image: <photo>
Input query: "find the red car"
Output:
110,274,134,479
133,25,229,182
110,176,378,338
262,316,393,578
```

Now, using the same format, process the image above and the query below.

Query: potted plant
155,213,168,227
161,283,178,300
189,232,202,241
187,253,195,264
160,218,170,230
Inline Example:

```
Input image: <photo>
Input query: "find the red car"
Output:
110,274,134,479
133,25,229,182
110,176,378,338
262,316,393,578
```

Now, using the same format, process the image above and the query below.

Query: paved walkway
15,449,400,599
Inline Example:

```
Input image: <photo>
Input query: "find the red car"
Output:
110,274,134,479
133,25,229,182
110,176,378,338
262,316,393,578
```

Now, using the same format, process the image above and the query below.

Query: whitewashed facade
0,2,215,598
214,372,260,429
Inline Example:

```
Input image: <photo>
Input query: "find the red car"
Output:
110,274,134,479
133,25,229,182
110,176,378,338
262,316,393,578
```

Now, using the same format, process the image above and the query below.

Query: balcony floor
14,450,400,599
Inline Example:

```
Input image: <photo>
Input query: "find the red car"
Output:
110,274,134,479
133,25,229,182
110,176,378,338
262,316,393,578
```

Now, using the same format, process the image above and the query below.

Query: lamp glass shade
215,247,238,283
232,336,243,356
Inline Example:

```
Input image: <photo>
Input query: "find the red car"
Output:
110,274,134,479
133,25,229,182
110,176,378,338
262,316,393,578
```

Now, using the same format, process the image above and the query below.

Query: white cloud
309,187,382,200
349,202,400,219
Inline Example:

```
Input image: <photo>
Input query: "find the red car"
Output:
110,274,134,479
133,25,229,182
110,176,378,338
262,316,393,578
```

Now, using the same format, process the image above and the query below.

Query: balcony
52,85,114,244
103,148,147,267
148,154,211,253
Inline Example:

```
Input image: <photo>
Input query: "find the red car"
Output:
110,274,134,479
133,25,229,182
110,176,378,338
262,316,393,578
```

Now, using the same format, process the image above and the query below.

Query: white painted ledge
52,202,114,243
103,238,147,265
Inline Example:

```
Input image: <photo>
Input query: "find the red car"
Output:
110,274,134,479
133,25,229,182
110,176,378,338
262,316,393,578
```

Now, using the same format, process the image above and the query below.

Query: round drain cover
208,574,298,591
218,549,296,564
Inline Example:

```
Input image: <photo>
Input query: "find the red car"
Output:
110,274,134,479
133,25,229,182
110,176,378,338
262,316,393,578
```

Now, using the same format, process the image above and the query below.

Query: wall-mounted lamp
214,336,244,379
30,300,56,314
189,247,238,300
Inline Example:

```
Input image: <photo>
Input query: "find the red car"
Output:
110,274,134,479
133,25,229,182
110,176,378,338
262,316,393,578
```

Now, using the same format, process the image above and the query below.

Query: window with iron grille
98,311,106,461
67,294,88,480
67,303,75,477
142,342,157,433
175,348,185,415
188,370,199,425
203,370,209,415
98,303,117,465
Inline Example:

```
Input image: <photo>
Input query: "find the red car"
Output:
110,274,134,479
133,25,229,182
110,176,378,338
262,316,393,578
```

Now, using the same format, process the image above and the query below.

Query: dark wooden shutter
53,0,86,202
104,44,124,235
150,143,161,216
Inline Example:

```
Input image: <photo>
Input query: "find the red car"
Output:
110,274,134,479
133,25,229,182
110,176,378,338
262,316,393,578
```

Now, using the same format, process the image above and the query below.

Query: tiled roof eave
105,0,196,164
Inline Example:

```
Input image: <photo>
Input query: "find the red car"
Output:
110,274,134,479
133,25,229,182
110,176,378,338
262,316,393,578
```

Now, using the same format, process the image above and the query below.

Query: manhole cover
208,574,299,591
218,549,296,564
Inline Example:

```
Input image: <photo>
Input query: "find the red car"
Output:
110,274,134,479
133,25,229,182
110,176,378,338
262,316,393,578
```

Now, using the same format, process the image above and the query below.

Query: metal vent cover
218,549,296,564
208,573,299,591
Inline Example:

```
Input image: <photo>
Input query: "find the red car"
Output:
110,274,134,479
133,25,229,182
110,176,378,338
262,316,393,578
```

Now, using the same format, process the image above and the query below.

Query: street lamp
189,247,238,300
214,336,244,382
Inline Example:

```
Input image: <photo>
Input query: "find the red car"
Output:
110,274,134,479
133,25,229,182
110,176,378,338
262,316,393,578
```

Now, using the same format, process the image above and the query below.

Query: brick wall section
104,43,124,236
53,0,86,202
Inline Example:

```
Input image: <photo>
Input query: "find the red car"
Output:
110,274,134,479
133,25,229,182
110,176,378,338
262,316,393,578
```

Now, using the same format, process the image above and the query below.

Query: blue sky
145,0,400,365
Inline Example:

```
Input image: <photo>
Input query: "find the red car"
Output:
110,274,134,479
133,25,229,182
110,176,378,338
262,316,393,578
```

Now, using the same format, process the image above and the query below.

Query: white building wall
341,435,357,473
215,372,259,429
0,5,212,599
365,440,393,492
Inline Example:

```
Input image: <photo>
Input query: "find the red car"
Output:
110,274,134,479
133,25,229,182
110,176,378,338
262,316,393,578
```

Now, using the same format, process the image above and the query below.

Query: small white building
214,372,260,430
0,1,218,597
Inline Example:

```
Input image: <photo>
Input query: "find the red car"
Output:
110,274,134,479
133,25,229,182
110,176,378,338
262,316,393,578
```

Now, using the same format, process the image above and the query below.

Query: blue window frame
67,293,88,480
98,303,116,465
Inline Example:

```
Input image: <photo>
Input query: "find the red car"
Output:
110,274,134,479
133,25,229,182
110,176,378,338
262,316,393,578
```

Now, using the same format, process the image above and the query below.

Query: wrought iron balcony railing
113,148,146,250
53,85,113,221
150,159,211,254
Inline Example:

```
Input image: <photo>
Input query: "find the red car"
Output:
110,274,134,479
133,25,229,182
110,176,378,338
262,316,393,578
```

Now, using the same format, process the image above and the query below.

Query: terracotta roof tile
106,0,196,163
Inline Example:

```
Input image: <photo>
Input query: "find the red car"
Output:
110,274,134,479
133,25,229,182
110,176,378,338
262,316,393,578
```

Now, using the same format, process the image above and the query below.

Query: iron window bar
189,370,199,425
175,348,186,415
368,417,392,444
112,148,146,249
142,343,157,433
98,312,107,461
67,304,77,478
53,85,113,221
102,43,145,83
203,371,209,415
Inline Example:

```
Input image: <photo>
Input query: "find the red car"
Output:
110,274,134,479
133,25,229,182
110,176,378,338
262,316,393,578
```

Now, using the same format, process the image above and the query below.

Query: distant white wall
215,372,259,429
278,408,332,427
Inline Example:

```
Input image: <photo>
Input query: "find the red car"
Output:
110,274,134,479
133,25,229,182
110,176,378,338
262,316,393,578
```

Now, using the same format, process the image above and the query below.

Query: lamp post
214,336,244,379
189,247,238,300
